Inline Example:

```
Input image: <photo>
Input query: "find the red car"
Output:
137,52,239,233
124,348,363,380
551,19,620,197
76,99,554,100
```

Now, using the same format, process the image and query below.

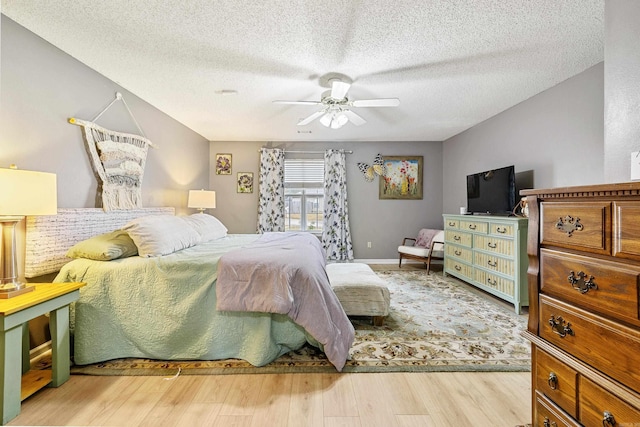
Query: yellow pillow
66,230,138,261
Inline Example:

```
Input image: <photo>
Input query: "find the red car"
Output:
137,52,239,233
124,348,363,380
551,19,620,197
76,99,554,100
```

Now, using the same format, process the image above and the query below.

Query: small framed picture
237,172,254,193
215,153,232,175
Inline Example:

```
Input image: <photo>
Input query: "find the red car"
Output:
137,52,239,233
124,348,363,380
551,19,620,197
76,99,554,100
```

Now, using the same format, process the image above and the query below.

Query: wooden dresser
442,214,528,314
521,183,640,426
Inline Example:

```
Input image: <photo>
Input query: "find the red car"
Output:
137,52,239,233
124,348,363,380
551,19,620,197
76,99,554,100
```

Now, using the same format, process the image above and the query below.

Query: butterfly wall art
357,154,386,182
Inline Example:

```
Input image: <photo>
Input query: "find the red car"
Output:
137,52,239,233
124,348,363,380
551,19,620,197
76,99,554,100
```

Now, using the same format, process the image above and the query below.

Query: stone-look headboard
24,207,175,278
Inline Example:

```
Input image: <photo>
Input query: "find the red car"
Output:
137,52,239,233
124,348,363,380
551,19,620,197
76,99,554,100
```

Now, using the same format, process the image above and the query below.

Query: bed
25,208,354,371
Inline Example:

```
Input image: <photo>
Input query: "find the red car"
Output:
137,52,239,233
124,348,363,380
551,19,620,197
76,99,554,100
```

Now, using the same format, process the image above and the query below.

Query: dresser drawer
535,347,578,418
460,219,488,234
540,295,640,392
445,230,472,247
445,244,472,263
474,251,514,276
540,248,640,327
540,202,611,255
614,201,640,261
579,376,640,426
535,391,580,427
445,218,460,229
474,269,514,295
490,222,515,237
445,258,473,281
474,235,514,256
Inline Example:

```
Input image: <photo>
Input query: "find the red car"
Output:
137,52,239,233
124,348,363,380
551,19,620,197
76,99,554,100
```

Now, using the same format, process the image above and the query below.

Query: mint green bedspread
54,234,319,367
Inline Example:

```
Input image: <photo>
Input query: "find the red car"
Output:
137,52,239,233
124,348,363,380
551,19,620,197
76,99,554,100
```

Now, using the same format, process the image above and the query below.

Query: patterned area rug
65,270,530,376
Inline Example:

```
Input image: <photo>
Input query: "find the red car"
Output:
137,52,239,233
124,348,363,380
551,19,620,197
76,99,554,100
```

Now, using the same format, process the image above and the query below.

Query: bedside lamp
0,166,57,295
188,189,216,213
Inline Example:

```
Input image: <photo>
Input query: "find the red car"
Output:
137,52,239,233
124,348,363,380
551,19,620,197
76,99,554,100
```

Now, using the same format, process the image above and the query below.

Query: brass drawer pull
487,260,497,267
568,271,597,294
487,278,497,286
543,417,557,427
454,250,462,256
602,411,616,427
547,372,558,389
454,235,461,241
548,315,574,338
448,221,456,227
496,226,507,234
487,242,497,249
454,265,462,271
555,215,584,237
468,224,477,230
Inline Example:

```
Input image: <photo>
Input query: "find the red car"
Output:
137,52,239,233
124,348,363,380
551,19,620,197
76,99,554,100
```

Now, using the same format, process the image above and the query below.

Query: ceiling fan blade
273,100,321,105
330,80,351,100
352,98,400,107
297,110,325,126
343,110,367,126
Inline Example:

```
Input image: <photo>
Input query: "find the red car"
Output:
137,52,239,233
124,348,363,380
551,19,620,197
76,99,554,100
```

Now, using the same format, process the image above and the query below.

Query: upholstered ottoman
326,263,390,326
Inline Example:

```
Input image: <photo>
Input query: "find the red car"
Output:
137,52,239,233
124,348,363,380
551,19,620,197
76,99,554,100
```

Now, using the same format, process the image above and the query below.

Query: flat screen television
466,165,516,215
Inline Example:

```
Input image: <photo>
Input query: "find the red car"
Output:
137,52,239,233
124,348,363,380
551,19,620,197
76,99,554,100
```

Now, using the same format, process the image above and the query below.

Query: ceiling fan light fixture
332,112,349,129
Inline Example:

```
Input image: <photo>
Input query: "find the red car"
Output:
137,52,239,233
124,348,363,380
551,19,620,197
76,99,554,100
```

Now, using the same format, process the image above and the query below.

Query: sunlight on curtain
322,149,354,261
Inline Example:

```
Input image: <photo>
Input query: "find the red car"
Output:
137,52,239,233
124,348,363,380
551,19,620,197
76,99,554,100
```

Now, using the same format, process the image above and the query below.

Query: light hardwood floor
10,371,531,426
12,263,532,426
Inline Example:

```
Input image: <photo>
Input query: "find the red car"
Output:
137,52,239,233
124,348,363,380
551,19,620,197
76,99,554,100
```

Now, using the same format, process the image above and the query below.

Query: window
284,158,324,233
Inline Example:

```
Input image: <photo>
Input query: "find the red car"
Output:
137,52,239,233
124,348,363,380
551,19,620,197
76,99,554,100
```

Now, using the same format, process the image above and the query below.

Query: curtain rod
258,149,353,154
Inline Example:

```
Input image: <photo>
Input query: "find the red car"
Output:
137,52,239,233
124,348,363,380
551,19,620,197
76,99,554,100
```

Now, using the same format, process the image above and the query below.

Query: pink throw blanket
216,232,355,371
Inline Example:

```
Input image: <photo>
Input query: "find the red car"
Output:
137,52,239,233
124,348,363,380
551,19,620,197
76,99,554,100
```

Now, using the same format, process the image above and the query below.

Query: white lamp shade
188,190,216,209
0,168,57,216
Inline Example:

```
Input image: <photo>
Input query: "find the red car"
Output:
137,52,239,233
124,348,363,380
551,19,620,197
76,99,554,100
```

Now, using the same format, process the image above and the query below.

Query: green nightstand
0,282,85,425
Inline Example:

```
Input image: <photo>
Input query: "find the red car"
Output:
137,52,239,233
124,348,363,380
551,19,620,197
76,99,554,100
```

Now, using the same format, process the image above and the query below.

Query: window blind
284,159,324,188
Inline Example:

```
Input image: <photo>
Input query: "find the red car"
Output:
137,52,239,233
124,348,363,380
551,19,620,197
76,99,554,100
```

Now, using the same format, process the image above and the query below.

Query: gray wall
604,0,640,183
442,63,604,215
1,16,210,213
209,141,443,260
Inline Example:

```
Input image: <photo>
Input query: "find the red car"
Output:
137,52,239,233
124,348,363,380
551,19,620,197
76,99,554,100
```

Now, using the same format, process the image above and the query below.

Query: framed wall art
379,155,423,200
215,153,232,175
237,172,254,193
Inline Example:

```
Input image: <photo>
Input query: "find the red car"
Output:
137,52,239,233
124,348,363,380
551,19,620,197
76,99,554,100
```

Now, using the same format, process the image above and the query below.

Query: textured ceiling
3,0,604,142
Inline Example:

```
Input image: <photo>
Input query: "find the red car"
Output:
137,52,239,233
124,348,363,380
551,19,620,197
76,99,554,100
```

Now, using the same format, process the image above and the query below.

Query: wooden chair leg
398,255,403,268
426,254,432,274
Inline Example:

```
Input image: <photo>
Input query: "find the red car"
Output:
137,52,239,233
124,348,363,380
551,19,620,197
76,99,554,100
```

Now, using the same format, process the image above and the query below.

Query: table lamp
0,166,57,296
188,189,216,213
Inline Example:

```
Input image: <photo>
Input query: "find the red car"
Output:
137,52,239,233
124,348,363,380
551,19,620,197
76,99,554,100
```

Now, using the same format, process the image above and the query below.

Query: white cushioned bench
326,263,390,326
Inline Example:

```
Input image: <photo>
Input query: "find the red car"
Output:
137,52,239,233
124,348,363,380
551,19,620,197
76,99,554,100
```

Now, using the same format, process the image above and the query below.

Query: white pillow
123,215,201,257
183,214,228,242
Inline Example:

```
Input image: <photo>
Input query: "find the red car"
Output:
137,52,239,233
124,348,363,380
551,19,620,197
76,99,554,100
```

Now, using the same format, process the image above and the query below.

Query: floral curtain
322,149,354,261
256,147,285,233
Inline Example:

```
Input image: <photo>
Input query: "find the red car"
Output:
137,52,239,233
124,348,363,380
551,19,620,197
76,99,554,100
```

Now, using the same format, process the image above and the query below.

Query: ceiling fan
273,75,400,129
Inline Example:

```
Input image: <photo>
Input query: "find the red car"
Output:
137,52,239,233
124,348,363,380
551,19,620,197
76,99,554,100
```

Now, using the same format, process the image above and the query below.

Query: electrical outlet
367,242,372,248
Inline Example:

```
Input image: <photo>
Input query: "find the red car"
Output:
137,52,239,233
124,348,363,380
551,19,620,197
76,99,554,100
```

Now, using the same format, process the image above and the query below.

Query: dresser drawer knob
487,242,497,249
602,411,616,427
568,271,598,294
454,235,461,241
555,215,584,237
543,417,557,427
496,226,507,234
454,250,462,256
547,372,558,389
487,260,497,267
468,224,477,230
454,265,462,271
448,221,456,227
548,315,574,338
487,278,497,286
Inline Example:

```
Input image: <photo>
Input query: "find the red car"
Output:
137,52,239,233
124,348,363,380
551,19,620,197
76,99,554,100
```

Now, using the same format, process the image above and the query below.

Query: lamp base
0,284,34,299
